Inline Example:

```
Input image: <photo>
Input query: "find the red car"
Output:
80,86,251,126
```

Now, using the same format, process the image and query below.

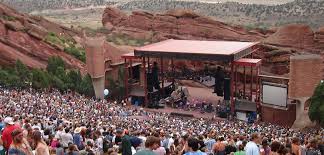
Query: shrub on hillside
308,82,324,127
0,57,94,97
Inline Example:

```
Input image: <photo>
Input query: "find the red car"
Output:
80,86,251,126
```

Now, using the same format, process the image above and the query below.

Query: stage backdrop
262,82,288,107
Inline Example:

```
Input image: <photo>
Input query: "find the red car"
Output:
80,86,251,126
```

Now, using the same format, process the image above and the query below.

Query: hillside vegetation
119,0,324,28
2,0,324,29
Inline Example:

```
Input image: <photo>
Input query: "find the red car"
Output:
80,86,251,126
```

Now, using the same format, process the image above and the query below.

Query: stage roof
121,52,137,59
233,58,262,67
134,39,259,61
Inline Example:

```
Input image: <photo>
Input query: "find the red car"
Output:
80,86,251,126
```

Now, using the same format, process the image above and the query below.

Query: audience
0,88,322,155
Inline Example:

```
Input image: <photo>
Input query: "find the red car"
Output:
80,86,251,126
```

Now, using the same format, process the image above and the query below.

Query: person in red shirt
1,117,20,151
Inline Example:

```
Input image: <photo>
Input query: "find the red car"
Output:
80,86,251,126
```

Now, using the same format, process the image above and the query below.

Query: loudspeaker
217,111,227,118
214,81,224,96
147,73,154,92
147,73,153,85
224,78,231,100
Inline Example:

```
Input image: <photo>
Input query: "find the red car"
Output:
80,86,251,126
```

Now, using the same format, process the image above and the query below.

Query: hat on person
4,117,15,125
74,127,81,133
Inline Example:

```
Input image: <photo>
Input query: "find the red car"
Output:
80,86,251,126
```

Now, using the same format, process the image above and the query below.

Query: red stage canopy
134,39,259,61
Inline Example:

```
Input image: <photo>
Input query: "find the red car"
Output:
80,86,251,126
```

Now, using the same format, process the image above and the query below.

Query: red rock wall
102,7,267,42
0,3,85,70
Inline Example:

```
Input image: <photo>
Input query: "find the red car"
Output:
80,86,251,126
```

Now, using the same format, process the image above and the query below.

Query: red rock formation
315,27,324,49
0,3,84,70
264,24,316,49
102,7,268,42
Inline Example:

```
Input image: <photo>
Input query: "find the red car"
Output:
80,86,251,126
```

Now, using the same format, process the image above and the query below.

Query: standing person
117,129,132,155
260,139,270,155
73,127,84,150
0,137,5,155
66,143,80,155
8,129,33,155
1,117,20,152
61,128,73,151
32,130,50,155
0,117,4,131
184,137,207,155
291,137,301,155
225,141,237,155
138,131,147,149
245,133,261,155
234,144,246,155
94,130,104,155
213,137,226,155
305,139,321,155
270,141,281,155
134,136,160,155
204,133,216,154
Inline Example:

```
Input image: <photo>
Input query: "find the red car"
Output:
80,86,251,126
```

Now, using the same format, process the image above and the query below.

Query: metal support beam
251,52,253,101
147,57,150,72
171,58,175,83
124,58,128,101
235,65,237,98
257,66,261,111
230,63,235,114
250,67,253,101
143,57,148,107
243,66,246,99
161,57,164,97
130,59,133,79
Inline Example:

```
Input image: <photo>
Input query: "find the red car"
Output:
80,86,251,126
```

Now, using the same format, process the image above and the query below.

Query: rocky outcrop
315,27,324,49
264,24,316,49
262,24,324,76
102,7,268,42
0,3,84,70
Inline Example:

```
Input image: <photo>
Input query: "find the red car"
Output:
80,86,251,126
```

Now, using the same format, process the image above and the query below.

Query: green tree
308,82,324,127
50,75,66,92
0,69,9,86
106,67,125,101
6,74,21,88
15,60,31,87
66,70,82,91
78,74,94,97
31,69,50,89
64,46,86,63
47,56,65,74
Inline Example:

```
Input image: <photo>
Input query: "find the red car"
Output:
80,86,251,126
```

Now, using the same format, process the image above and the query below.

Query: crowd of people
0,87,323,155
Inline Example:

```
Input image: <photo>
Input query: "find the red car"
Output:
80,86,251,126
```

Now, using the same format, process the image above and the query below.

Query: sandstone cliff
102,7,270,42
0,3,85,70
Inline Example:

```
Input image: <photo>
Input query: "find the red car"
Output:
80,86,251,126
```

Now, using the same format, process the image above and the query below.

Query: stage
143,106,225,120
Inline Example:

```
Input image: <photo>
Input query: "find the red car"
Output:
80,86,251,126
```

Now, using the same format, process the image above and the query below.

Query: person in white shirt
138,131,147,149
60,128,73,149
95,130,104,154
245,133,261,155
162,133,174,153
55,126,64,141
